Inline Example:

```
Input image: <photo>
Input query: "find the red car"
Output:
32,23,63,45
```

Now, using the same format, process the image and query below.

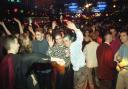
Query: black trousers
55,65,74,89
36,70,52,89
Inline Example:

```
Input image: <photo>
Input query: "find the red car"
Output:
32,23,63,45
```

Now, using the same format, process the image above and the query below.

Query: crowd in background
0,15,128,89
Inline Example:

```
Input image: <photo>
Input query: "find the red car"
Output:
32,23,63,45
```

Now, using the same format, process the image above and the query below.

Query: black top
32,40,49,55
13,53,51,89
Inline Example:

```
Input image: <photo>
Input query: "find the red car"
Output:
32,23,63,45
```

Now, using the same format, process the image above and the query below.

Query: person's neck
57,43,63,46
124,41,128,46
8,50,16,54
38,39,43,41
112,36,116,40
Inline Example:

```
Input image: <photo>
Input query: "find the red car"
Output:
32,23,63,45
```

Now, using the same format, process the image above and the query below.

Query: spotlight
113,5,116,8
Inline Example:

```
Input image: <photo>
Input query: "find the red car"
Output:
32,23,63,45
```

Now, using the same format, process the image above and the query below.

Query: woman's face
55,35,63,45
46,34,51,41
85,31,90,36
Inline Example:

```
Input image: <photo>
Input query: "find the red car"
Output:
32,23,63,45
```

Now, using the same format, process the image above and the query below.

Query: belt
36,69,52,73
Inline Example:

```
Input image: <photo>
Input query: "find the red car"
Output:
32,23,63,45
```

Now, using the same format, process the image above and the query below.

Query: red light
14,8,18,13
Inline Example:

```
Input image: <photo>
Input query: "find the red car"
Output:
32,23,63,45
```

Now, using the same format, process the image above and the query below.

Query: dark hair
104,31,112,37
120,30,128,35
64,34,76,42
35,27,44,33
53,32,63,39
89,32,97,42
4,35,17,50
83,29,93,36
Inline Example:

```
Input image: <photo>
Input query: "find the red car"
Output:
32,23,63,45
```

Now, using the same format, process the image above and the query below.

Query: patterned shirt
48,44,70,67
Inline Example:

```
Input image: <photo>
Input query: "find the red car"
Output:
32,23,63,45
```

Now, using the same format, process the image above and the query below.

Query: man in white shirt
63,20,87,89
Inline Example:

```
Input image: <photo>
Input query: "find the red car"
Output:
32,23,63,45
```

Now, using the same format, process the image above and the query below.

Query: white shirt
83,41,99,68
70,30,86,71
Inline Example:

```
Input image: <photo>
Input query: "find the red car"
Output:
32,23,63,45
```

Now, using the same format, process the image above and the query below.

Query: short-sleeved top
118,44,128,59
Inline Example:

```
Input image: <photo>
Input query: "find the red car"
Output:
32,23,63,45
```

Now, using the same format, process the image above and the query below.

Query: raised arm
14,18,24,34
21,53,65,66
0,21,11,35
34,22,40,28
28,25,36,40
66,20,83,42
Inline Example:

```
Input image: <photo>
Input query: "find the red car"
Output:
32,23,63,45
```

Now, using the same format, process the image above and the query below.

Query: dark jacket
0,53,51,89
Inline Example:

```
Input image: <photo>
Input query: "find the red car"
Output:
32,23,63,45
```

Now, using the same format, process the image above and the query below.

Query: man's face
120,32,128,43
110,29,117,38
35,31,43,41
11,38,20,54
84,31,89,36
105,34,112,43
63,37,71,47
55,35,63,45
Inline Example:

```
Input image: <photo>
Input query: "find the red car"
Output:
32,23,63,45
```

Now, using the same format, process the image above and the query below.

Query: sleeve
118,45,123,58
105,48,117,69
70,46,80,71
31,41,35,53
21,53,51,77
74,30,83,43
22,53,51,64
48,47,55,57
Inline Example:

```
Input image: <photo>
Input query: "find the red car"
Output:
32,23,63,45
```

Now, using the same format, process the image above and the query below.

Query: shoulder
118,44,125,51
32,40,36,44
120,44,125,48
42,39,48,44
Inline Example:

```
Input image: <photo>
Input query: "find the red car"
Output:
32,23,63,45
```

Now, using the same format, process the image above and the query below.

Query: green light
20,10,24,13
17,0,20,2
10,0,15,2
8,0,21,3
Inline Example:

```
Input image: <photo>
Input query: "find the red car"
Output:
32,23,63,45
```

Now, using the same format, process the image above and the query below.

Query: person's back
0,35,52,89
0,54,14,89
14,53,51,89
84,41,99,68
97,43,116,80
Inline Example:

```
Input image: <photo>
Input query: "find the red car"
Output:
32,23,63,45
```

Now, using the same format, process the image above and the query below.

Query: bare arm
66,20,83,42
14,18,24,34
0,21,11,35
28,25,36,40
66,20,80,32
34,22,40,28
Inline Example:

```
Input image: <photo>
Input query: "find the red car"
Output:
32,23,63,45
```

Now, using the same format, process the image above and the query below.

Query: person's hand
28,25,33,32
34,22,40,28
91,25,96,32
31,74,38,86
52,21,57,29
66,20,77,30
14,18,21,23
56,59,65,66
48,37,54,47
51,57,65,66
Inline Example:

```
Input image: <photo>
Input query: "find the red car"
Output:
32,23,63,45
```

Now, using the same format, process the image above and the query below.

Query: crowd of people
0,15,128,89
